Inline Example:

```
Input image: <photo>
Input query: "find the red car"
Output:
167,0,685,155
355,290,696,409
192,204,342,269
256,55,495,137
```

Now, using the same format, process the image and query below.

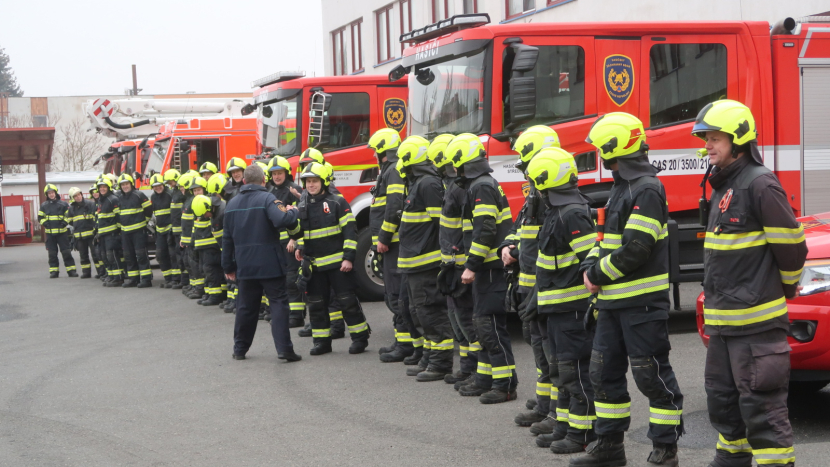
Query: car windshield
143,140,167,178
408,48,487,137
259,95,299,156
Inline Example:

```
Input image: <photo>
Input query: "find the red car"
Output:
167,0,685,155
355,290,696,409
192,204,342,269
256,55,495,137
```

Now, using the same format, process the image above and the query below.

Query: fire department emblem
521,182,531,198
603,55,634,107
383,98,407,132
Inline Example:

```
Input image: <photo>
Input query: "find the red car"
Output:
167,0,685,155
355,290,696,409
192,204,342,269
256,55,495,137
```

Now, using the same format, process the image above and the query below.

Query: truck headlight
799,259,830,296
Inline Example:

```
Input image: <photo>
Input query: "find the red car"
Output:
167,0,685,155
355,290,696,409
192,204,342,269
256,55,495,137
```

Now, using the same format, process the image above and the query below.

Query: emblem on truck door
383,98,407,132
604,55,634,107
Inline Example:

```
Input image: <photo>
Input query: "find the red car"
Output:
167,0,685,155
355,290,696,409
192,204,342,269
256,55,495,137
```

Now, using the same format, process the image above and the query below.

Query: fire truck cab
251,72,408,300
393,14,830,306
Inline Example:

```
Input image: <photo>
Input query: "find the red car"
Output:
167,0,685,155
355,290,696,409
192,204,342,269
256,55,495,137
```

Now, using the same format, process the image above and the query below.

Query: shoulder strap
734,164,771,190
557,203,589,219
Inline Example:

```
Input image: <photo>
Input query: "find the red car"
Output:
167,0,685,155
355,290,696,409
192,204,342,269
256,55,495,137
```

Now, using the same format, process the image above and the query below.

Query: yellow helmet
300,162,333,187
513,125,561,169
298,148,325,168
117,173,135,187
427,134,456,168
149,174,165,187
395,135,430,177
207,173,227,195
691,99,757,146
267,155,291,174
446,133,486,168
105,173,119,184
68,187,82,199
189,176,208,192
254,161,270,182
199,161,219,176
43,183,59,195
226,157,247,173
89,184,98,194
525,148,578,191
586,113,646,160
96,177,113,190
367,128,402,154
177,173,193,189
163,168,181,183
191,194,213,218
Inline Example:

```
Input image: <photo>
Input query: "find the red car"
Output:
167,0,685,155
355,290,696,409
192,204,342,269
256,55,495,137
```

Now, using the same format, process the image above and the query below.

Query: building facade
321,0,830,78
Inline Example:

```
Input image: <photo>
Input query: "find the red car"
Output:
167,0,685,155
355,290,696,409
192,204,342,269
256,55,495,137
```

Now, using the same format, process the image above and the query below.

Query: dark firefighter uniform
396,135,454,380
293,162,370,355
150,174,180,287
694,100,807,467
96,178,124,285
576,113,683,467
39,185,77,277
431,134,480,385
181,176,206,298
167,170,185,288
447,134,517,403
367,129,421,361
116,174,153,287
221,157,247,312
527,148,599,452
267,156,305,325
66,188,99,278
88,185,106,278
192,194,226,305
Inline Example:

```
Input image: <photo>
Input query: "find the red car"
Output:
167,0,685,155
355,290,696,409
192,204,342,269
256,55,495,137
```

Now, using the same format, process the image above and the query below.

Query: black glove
437,261,454,296
449,264,470,298
93,233,100,245
583,297,599,331
371,252,384,281
517,285,538,322
296,257,313,294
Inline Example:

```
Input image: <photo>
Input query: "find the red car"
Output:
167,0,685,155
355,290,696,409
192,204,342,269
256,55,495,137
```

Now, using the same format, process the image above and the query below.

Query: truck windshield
260,95,299,156
143,142,165,178
409,48,487,136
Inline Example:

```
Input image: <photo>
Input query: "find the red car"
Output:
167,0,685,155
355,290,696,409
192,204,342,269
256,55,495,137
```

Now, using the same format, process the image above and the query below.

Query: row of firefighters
39,99,806,467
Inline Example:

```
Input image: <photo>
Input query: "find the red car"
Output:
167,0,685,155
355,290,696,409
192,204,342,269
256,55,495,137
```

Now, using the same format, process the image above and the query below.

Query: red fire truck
391,14,830,306
250,72,408,300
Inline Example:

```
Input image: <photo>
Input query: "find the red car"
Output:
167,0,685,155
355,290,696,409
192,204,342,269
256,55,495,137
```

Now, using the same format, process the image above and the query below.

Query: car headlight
799,259,830,296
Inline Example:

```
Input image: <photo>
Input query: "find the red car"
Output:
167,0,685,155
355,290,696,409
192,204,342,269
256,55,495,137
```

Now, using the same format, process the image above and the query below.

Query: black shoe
402,348,423,366
122,279,138,288
223,299,236,313
232,353,246,360
309,342,332,356
530,416,558,435
416,369,450,382
379,348,409,363
406,365,427,376
264,312,271,322
569,433,626,467
81,271,92,279
551,438,588,454
171,281,182,289
201,296,224,306
458,382,489,397
278,351,302,362
378,339,397,355
454,374,476,391
288,318,304,328
515,410,547,427
187,289,204,299
94,273,101,279
67,270,79,278
536,430,568,448
647,443,678,466
331,327,345,339
348,340,369,355
181,285,191,295
298,323,312,337
49,272,59,279
526,398,538,411
137,280,152,288
444,370,471,384
106,279,124,287
479,389,517,404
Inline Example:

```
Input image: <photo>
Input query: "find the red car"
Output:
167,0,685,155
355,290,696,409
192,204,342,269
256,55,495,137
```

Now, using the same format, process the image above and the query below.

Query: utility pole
131,65,143,96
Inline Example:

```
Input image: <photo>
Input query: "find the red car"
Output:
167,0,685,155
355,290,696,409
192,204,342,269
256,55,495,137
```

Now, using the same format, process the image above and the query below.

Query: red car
696,212,830,392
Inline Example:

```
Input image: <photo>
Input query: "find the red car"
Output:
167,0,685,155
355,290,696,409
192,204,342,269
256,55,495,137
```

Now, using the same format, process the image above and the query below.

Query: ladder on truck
308,92,331,147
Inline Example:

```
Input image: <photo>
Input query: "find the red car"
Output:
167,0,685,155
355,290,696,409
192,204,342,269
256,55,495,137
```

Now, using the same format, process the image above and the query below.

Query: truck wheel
354,227,384,302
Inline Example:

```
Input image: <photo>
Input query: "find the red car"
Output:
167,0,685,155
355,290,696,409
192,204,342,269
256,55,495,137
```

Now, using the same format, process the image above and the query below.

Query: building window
506,0,535,18
547,0,572,6
332,27,346,76
463,0,478,13
377,5,394,63
400,0,412,53
432,0,455,22
351,19,363,73
32,115,48,127
649,43,727,127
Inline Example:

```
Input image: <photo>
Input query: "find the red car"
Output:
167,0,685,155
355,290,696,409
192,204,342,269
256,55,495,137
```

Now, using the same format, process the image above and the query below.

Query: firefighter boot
289,317,304,328
81,270,92,279
187,288,204,299
515,410,547,427
402,348,423,366
445,370,472,385
309,339,332,356
647,443,678,467
137,279,152,288
171,281,182,289
122,279,138,288
530,416,558,435
416,369,450,382
298,323,312,337
527,399,538,411
406,364,427,377
330,319,345,339
223,299,236,314
50,272,59,279
568,432,626,467
378,338,398,355
200,295,224,306
458,382,489,397
67,270,79,278
454,374,475,391
106,276,124,287
479,389,517,405
380,343,414,363
537,429,568,448
349,339,369,355
551,438,588,454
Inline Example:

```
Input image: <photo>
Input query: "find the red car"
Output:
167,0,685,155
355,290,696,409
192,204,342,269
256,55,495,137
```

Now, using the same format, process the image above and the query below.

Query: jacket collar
708,153,752,190
543,184,591,207
241,184,266,193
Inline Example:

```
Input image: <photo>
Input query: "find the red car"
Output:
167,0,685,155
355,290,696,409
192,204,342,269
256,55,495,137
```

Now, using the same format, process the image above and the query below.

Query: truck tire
354,227,385,302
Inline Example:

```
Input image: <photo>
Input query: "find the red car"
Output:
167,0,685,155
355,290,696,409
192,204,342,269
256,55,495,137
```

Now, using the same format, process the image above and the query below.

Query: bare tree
52,116,109,172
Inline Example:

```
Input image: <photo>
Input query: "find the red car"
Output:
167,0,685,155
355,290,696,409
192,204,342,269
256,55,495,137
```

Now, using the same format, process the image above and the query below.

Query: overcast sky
1,0,325,97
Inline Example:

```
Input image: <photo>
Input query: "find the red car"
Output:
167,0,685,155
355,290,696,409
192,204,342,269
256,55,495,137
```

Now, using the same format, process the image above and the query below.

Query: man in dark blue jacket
222,164,301,362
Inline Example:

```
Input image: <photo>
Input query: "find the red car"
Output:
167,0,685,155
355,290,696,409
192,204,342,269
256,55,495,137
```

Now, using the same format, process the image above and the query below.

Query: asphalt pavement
2,243,829,466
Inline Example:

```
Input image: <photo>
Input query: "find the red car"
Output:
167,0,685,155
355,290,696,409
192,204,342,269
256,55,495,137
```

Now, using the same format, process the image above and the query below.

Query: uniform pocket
750,341,791,392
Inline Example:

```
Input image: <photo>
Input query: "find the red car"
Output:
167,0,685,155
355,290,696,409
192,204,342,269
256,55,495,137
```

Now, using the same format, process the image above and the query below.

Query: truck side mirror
507,43,539,131
308,91,332,148
388,64,411,82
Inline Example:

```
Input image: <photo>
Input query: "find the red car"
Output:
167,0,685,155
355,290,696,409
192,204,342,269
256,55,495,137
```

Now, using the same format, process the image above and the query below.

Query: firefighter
431,134,481,387
394,135,454,381
220,157,248,312
445,133,517,404
181,176,208,299
693,100,806,467
526,148,598,454
88,184,106,278
505,126,566,436
65,186,98,279
199,161,219,180
574,112,683,467
367,128,418,362
255,160,274,319
267,155,305,327
165,169,184,289
192,190,226,306
149,173,179,288
116,174,153,288
291,162,370,355
38,184,77,278
96,177,124,287
176,172,195,293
